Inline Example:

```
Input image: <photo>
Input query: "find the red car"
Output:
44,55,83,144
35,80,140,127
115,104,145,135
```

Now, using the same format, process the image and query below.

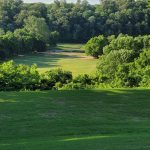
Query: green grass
56,43,84,50
0,89,150,150
14,44,97,76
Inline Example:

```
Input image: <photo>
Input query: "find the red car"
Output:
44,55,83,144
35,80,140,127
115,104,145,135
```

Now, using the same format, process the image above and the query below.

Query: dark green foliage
0,61,40,91
61,74,96,90
0,0,150,43
84,33,150,88
103,35,136,54
0,15,60,59
46,0,150,42
86,34,150,58
96,49,150,88
24,16,50,43
0,61,72,91
97,49,134,75
0,50,6,60
0,0,23,31
0,0,150,57
73,74,93,85
14,28,35,53
0,29,48,59
49,31,60,46
103,34,150,55
0,31,18,57
69,75,92,89
85,35,108,58
41,68,72,90
113,63,141,88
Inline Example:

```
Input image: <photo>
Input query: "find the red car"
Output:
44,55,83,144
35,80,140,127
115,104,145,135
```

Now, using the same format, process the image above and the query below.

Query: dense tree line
0,0,59,60
0,21,59,60
0,0,150,59
0,0,150,42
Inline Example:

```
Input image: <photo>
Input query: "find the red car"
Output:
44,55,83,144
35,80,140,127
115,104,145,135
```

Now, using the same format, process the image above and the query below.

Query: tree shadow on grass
0,88,150,103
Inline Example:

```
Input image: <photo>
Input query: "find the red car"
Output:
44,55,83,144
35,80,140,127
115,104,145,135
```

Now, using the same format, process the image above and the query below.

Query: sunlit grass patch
0,99,17,103
61,135,112,142
14,44,97,76
56,43,85,51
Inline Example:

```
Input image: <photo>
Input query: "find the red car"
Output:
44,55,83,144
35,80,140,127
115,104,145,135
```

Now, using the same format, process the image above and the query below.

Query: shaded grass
0,89,150,149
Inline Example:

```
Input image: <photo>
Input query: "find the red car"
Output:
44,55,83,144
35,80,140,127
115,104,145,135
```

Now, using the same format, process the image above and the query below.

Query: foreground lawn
0,89,150,150
14,44,97,76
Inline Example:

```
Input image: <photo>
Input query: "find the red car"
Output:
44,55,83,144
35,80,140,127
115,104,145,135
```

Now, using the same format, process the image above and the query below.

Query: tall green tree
24,16,49,43
0,0,23,31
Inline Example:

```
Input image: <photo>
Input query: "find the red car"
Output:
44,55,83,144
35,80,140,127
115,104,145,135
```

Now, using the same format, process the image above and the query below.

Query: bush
0,61,40,91
96,49,150,88
61,82,86,90
85,35,108,58
61,74,96,90
73,74,93,85
0,62,72,91
103,35,137,54
40,68,72,90
61,82,95,90
97,49,135,77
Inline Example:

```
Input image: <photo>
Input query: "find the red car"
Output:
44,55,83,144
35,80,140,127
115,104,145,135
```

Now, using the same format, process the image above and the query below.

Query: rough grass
0,89,150,150
14,44,97,76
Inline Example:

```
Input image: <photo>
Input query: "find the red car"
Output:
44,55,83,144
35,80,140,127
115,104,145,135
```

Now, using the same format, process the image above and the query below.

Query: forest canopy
0,0,150,60
0,0,150,42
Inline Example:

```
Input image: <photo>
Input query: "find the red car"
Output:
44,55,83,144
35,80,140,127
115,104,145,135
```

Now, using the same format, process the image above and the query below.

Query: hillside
14,44,97,76
0,89,150,150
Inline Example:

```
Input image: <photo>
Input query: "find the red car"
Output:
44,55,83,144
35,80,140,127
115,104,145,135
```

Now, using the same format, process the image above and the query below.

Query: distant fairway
14,44,97,76
0,89,150,150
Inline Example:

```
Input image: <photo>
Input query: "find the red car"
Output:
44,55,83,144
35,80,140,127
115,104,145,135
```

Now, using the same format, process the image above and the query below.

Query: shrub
85,35,108,58
0,61,40,91
103,35,137,54
40,68,72,90
0,62,72,91
61,82,86,90
97,49,135,77
73,74,93,85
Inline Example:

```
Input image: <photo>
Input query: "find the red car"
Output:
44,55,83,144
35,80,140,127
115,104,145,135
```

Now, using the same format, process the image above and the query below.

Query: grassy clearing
56,43,84,50
14,44,97,76
0,89,150,150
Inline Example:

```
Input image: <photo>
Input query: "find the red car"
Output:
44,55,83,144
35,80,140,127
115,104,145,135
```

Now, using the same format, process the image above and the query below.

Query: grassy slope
13,44,97,76
0,89,150,150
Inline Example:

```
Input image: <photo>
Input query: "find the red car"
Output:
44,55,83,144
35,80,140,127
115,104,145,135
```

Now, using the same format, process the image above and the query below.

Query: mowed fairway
0,89,150,150
14,44,97,76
